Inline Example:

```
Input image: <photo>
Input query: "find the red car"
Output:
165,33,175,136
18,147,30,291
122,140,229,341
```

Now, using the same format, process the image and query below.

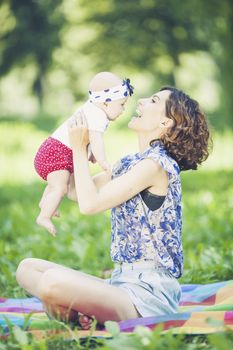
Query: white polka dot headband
88,78,134,103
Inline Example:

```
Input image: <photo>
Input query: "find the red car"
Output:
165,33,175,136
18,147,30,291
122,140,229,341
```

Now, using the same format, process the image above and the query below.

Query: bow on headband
123,78,134,96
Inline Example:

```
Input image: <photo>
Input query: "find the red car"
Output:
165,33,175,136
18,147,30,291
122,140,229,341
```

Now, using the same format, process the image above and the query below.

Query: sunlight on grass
0,122,46,184
0,121,233,185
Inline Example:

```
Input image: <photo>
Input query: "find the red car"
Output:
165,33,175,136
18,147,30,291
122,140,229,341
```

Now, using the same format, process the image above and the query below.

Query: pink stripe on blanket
0,307,42,313
224,311,233,325
180,294,216,306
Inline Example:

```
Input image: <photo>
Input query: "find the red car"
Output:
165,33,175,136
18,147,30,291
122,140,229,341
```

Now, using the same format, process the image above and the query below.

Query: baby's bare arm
89,131,110,171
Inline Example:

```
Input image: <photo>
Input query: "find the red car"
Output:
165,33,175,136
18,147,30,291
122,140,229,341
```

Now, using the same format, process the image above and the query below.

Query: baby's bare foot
52,210,60,218
36,215,56,236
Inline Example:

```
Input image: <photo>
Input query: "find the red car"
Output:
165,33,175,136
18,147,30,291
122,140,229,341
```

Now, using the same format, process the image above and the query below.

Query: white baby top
52,100,109,148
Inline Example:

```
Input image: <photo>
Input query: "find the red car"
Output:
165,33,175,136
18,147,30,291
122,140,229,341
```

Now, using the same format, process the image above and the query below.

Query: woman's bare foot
36,215,56,236
78,313,93,330
44,304,94,330
54,307,93,330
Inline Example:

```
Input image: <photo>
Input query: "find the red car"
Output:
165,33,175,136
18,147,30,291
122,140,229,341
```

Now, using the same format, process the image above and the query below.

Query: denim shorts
106,261,181,317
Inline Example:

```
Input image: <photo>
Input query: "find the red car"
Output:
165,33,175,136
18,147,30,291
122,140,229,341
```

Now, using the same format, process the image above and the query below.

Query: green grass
0,120,233,349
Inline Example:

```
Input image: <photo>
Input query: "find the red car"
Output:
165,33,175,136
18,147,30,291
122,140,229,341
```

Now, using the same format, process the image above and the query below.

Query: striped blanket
1,280,233,338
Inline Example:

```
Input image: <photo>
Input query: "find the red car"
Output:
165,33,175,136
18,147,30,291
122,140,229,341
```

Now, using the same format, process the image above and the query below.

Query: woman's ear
160,117,173,128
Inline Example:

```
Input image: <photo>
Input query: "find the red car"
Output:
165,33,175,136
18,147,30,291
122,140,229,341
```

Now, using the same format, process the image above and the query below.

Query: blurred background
0,0,232,295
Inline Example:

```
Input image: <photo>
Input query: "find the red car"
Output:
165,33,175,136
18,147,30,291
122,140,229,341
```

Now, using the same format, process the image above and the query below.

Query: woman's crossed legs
16,258,139,328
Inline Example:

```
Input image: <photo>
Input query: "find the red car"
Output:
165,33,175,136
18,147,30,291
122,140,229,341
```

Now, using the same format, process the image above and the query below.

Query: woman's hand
68,110,89,152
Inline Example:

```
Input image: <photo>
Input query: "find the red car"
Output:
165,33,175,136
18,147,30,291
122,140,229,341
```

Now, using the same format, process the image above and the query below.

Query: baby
34,72,134,236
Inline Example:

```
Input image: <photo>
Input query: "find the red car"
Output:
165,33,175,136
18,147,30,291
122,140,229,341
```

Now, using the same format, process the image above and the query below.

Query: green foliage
1,0,233,128
80,0,207,69
79,0,233,128
0,0,64,104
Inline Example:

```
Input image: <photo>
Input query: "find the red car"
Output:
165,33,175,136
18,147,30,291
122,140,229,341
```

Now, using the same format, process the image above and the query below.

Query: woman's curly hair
157,86,212,171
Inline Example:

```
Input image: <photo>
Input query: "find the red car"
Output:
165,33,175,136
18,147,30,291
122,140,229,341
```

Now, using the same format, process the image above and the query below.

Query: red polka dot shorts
34,137,73,181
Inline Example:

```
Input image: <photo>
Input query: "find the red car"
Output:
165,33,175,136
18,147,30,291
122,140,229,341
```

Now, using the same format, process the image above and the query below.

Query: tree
0,0,64,106
79,0,233,128
198,0,233,129
79,1,208,82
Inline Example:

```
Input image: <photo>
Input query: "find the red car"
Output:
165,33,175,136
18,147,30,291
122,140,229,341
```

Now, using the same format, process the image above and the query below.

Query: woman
16,86,211,329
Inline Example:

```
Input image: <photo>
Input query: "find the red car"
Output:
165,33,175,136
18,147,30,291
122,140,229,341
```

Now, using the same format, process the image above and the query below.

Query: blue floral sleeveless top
110,141,183,278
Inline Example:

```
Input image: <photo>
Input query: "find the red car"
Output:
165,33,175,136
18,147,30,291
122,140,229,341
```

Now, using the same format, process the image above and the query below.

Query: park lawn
1,169,232,297
0,120,233,349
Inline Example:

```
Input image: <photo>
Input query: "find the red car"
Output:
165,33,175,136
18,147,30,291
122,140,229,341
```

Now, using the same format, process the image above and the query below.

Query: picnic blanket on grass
1,280,233,339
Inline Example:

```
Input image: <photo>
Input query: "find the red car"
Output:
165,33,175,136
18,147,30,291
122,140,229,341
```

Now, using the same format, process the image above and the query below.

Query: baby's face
106,97,128,121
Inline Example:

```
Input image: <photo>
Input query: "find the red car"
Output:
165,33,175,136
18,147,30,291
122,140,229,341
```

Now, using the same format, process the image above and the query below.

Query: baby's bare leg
39,185,49,208
39,186,60,217
67,174,77,202
36,170,70,236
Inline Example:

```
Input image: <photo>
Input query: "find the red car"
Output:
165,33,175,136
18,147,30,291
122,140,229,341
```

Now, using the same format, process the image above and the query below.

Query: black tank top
140,189,165,211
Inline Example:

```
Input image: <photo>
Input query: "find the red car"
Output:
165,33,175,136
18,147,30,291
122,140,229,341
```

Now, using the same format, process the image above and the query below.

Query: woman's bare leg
16,258,103,297
16,258,139,326
36,170,70,236
16,258,106,328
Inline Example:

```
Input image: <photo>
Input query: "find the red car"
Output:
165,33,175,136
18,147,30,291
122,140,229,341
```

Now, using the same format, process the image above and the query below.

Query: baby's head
88,72,134,120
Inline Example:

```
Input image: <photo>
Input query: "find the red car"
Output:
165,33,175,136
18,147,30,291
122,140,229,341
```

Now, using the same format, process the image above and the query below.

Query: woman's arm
69,113,165,214
67,171,112,202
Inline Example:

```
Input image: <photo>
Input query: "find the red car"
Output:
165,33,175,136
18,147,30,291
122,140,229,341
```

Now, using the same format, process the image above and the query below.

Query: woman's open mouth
135,109,142,118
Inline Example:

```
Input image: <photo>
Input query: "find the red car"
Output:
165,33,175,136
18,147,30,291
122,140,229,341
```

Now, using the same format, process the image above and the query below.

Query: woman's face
128,90,171,132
